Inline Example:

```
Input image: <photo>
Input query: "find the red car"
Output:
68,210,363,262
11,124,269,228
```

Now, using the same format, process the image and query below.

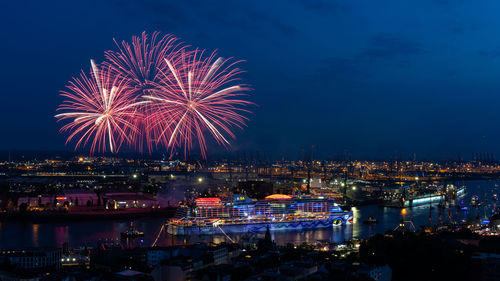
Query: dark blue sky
2,0,500,160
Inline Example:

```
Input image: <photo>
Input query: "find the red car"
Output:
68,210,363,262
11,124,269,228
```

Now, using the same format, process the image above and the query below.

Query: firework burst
56,31,254,157
144,49,253,158
104,31,185,89
104,32,187,152
55,60,144,154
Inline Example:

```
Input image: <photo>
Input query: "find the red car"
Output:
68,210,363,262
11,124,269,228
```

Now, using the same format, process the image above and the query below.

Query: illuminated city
3,1,500,281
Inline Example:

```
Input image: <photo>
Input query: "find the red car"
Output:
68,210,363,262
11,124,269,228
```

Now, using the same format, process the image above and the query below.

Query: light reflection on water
0,180,498,249
32,224,39,247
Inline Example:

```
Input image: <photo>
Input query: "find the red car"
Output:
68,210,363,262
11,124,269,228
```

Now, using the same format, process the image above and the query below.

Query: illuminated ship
167,194,353,236
382,192,444,208
381,184,467,208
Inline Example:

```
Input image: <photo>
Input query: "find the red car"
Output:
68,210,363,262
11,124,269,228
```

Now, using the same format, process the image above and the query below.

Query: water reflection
32,224,39,247
0,180,498,249
158,225,354,246
54,226,68,248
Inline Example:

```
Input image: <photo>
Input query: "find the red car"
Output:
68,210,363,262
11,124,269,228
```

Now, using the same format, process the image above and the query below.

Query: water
1,180,498,249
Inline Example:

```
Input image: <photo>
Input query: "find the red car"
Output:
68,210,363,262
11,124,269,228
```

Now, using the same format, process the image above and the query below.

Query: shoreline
0,207,176,223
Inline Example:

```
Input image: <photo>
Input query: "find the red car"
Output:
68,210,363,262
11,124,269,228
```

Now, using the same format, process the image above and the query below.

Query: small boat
121,223,144,239
363,216,378,224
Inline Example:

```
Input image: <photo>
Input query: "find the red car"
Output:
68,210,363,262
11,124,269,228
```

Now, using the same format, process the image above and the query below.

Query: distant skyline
2,0,500,160
0,149,496,163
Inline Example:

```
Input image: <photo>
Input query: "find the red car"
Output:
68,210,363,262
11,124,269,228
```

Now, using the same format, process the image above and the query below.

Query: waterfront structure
103,192,159,209
167,194,353,235
17,195,54,207
60,189,98,206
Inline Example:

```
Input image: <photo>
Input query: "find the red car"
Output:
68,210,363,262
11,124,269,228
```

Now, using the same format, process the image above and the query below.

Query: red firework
144,49,253,158
104,31,187,153
56,31,253,157
55,60,143,154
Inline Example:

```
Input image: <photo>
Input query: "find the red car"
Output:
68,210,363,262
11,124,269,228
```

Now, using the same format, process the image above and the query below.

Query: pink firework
104,31,185,89
144,50,253,158
55,60,144,154
104,32,187,152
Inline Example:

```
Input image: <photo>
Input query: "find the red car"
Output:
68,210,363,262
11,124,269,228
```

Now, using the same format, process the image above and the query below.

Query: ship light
265,194,292,200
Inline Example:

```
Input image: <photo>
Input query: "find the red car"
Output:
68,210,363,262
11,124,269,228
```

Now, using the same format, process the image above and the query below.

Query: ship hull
167,212,353,236
382,194,445,208
404,195,444,207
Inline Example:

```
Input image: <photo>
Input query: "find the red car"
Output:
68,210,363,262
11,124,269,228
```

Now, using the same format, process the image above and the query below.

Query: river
0,180,497,249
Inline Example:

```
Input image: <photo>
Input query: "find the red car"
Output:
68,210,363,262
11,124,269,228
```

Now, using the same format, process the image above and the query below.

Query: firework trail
55,60,144,154
104,32,186,153
56,31,253,157
144,50,253,158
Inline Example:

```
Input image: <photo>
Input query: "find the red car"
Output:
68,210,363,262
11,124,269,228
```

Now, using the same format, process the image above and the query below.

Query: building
103,192,159,209
471,252,500,281
0,248,62,270
0,270,41,281
147,247,175,267
209,244,229,265
60,189,98,206
17,195,53,207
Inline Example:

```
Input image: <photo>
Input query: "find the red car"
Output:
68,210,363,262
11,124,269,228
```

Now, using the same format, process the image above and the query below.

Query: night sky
2,0,500,160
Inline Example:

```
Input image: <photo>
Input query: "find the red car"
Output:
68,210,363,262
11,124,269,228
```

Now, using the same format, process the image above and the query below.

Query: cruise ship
167,194,353,235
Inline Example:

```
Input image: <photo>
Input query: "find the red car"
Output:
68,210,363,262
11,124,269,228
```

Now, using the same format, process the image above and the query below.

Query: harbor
1,179,498,249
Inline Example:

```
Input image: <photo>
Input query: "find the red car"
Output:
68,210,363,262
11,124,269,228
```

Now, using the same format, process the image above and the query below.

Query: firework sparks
55,60,143,154
56,31,254,157
145,50,253,158
104,32,187,152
